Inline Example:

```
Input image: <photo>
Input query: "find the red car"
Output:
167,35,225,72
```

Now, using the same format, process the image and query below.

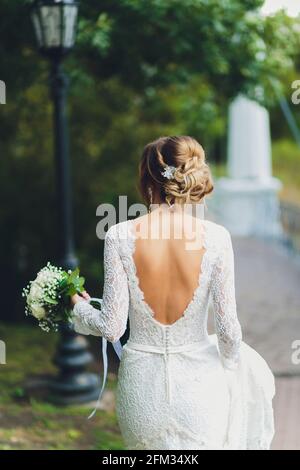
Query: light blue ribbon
87,298,123,419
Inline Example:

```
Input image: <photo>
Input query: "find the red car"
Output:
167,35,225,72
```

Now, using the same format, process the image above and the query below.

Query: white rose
29,283,44,302
30,303,47,320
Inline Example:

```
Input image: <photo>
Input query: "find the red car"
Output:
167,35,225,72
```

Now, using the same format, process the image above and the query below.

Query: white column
209,95,282,237
228,95,272,180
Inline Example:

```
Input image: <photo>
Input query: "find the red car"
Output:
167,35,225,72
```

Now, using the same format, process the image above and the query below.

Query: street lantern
31,0,78,57
31,0,100,404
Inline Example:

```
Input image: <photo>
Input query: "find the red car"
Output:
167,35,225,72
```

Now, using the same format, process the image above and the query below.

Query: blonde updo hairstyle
139,135,214,206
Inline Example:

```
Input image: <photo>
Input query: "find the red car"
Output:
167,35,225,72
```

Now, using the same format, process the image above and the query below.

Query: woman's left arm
210,227,242,370
71,226,129,342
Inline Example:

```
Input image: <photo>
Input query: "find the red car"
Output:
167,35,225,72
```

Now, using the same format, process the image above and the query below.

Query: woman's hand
70,290,91,307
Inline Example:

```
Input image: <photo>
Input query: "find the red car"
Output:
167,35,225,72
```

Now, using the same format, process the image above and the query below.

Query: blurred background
0,0,300,450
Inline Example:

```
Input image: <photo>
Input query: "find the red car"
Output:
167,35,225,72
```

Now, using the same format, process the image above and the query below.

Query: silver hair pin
161,165,176,180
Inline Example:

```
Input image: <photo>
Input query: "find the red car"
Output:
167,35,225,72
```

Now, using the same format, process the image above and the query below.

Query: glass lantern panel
63,5,78,48
40,5,62,48
31,11,43,47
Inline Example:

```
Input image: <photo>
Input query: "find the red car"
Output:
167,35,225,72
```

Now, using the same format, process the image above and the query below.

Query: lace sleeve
210,228,242,370
71,226,129,342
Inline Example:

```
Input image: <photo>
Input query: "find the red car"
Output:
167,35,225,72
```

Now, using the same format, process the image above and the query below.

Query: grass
272,139,300,206
0,323,124,450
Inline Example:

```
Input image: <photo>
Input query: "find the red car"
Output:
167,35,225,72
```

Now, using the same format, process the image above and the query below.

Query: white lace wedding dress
72,219,275,450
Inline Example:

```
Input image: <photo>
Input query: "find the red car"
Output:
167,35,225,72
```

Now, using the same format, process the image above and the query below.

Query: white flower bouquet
22,262,85,332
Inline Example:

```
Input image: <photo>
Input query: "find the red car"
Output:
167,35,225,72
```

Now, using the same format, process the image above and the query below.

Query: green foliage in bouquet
59,267,86,298
22,263,86,332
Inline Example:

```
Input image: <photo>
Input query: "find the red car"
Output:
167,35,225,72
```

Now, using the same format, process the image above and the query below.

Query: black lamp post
31,0,100,404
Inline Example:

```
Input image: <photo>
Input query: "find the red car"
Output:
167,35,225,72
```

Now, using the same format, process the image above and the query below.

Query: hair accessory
161,165,176,180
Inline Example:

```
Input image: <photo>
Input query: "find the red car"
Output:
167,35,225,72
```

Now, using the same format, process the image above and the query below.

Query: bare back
132,207,206,326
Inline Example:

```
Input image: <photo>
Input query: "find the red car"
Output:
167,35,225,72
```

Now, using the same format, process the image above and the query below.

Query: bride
70,135,275,450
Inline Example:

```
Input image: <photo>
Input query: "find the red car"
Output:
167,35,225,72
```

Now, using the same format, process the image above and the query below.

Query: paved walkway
272,377,300,450
227,236,300,450
231,236,300,376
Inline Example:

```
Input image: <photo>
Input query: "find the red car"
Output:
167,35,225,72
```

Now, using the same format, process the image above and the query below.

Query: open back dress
72,218,275,450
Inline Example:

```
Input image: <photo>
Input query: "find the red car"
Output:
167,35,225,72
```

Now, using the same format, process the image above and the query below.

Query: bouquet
22,262,85,332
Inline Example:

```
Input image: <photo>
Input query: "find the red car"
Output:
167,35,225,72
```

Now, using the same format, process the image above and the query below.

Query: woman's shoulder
105,219,134,241
203,219,230,235
203,219,232,248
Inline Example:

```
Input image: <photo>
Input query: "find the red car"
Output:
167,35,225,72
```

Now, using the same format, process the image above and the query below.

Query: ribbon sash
87,298,123,419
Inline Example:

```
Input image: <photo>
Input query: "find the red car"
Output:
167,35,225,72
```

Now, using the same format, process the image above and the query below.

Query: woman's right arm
71,225,129,342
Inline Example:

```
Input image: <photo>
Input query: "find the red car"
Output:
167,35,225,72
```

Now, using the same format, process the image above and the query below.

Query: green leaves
74,0,299,102
58,268,86,298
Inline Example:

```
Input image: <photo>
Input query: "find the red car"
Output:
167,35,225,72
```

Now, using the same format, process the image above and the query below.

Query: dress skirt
115,334,275,450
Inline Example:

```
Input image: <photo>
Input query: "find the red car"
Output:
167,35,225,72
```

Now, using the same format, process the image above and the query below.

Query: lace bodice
72,218,242,370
